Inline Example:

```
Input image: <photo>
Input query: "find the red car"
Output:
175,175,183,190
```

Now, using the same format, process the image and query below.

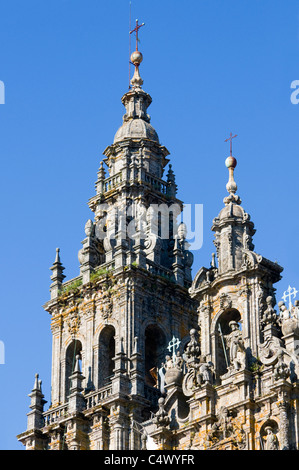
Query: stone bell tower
189,150,284,379
17,29,196,450
143,147,299,451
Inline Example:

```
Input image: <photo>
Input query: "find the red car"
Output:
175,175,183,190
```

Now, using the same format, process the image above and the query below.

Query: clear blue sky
0,0,298,449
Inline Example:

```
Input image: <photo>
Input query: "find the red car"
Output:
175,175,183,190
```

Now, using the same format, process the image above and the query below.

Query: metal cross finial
130,19,145,51
167,336,181,362
282,285,298,310
225,132,238,156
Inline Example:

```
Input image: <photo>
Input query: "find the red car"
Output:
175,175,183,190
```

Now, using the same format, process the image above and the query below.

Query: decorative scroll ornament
259,336,283,366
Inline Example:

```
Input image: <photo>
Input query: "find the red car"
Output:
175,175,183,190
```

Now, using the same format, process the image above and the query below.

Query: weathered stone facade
18,46,299,451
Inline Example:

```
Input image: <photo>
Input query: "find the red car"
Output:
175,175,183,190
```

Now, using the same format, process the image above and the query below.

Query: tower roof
113,24,159,144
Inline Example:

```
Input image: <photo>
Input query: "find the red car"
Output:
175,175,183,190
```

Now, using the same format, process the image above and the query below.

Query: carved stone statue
164,352,184,386
185,329,201,367
278,301,290,321
198,358,214,384
293,300,299,320
279,300,299,337
225,321,246,371
264,426,279,450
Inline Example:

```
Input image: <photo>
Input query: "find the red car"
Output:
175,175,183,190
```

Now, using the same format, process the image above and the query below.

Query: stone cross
167,336,181,362
282,285,298,310
130,19,145,51
225,132,238,156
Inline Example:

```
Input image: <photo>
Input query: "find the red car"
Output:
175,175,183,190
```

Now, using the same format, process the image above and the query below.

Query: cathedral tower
18,31,196,450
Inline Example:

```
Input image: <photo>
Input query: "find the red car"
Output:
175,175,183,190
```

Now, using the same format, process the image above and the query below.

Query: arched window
65,339,82,400
98,325,115,387
144,325,166,387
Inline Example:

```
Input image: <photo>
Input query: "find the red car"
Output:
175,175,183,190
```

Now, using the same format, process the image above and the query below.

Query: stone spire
68,355,85,413
27,373,47,430
212,146,255,274
113,25,159,144
166,164,178,198
50,248,65,299
223,155,241,206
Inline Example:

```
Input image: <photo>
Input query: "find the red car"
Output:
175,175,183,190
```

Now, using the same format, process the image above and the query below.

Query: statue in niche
264,426,279,450
225,321,246,371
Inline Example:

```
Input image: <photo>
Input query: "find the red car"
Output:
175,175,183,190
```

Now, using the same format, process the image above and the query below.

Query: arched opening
65,339,82,400
216,308,242,377
144,325,166,388
98,325,115,387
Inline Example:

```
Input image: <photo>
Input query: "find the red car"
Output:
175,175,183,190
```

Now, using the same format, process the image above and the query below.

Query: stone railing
144,172,167,195
104,172,123,192
42,383,113,425
102,168,169,197
43,403,69,427
84,383,113,410
146,261,174,282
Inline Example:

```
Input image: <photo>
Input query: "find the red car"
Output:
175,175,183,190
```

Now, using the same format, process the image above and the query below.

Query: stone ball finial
225,156,237,169
130,50,143,66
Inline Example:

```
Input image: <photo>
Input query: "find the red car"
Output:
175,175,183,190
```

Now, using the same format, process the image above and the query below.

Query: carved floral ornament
100,296,113,320
81,299,96,317
65,310,81,336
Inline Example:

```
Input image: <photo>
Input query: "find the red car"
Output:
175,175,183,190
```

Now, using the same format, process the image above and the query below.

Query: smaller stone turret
212,152,255,274
27,373,47,430
68,355,85,413
50,248,65,299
